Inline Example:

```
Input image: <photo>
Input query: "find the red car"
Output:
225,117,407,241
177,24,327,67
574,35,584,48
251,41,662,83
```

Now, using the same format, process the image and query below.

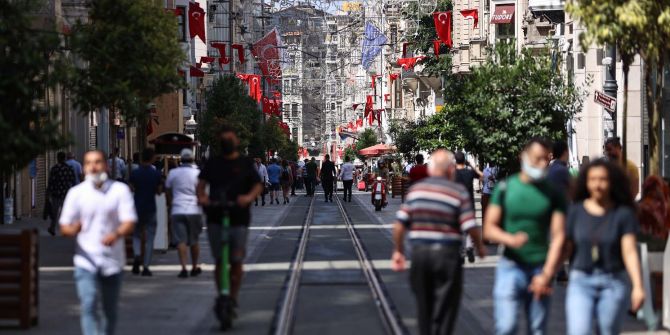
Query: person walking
129,148,162,276
320,154,336,202
108,148,126,181
66,152,83,184
306,157,318,197
408,154,429,184
564,159,645,335
481,164,498,233
339,156,355,202
483,138,567,335
280,159,293,204
59,150,137,335
391,150,486,335
302,159,311,196
289,160,298,196
266,158,281,205
47,152,76,236
547,141,572,199
255,158,268,206
454,151,483,264
604,137,640,199
165,149,203,278
196,125,263,314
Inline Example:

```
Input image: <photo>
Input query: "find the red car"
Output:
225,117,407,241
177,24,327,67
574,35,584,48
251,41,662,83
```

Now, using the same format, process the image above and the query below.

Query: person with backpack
280,159,293,204
483,138,567,335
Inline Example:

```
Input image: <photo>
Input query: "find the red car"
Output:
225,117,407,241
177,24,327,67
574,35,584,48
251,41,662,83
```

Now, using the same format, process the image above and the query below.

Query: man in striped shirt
391,149,486,335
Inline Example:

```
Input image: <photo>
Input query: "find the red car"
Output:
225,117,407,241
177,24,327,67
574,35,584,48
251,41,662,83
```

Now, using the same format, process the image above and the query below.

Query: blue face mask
521,158,546,181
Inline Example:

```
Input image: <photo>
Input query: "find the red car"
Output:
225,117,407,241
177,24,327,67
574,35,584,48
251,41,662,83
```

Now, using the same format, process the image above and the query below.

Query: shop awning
529,0,565,11
359,144,395,157
491,5,515,24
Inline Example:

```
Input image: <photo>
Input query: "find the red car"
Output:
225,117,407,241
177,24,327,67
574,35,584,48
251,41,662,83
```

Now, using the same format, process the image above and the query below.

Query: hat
180,148,194,161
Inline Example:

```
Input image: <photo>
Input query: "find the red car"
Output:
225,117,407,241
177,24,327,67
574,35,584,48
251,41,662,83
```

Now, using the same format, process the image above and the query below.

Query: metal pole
603,43,618,138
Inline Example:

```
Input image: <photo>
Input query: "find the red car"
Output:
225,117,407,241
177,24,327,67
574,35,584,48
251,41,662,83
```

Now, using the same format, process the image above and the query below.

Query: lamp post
603,44,618,138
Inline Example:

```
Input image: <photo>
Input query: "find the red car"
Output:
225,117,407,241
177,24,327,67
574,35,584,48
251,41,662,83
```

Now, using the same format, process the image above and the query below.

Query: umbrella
358,144,395,157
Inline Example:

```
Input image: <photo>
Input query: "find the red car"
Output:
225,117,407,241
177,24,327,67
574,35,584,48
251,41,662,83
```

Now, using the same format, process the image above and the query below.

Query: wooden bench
0,230,38,328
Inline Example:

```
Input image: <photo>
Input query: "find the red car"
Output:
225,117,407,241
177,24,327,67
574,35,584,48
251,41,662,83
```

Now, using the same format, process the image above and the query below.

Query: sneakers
132,257,141,275
466,248,475,264
141,267,153,277
178,269,188,278
190,267,202,277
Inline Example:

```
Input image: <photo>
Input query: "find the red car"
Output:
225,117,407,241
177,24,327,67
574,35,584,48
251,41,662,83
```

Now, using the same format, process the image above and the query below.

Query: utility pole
603,43,618,138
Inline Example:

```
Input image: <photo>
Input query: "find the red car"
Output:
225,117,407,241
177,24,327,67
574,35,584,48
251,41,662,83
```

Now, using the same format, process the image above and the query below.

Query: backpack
281,168,290,182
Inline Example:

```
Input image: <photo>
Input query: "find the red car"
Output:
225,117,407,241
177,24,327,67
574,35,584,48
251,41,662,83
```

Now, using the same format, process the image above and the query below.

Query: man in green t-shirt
483,138,567,335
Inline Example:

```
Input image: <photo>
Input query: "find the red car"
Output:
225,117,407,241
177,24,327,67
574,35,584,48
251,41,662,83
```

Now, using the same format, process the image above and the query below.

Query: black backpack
281,168,290,181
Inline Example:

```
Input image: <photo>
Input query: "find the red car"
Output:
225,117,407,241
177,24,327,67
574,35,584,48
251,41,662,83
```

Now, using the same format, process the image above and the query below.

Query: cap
180,148,194,161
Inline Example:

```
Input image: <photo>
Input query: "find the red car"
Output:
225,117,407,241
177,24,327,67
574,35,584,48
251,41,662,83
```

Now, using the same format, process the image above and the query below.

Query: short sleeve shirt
455,168,477,206
199,155,261,226
409,164,429,183
59,180,137,276
566,202,638,273
165,164,202,215
129,165,162,216
267,164,281,184
490,174,567,265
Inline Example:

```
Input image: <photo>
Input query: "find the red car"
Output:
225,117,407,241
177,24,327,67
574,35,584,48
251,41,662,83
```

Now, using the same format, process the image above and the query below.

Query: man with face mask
197,124,263,315
483,138,567,335
59,150,137,335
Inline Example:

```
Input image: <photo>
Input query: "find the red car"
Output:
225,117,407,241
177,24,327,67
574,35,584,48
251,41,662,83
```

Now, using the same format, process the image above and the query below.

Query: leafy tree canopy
403,0,453,74
388,118,422,159
354,128,378,161
420,41,587,172
0,0,70,174
67,0,185,121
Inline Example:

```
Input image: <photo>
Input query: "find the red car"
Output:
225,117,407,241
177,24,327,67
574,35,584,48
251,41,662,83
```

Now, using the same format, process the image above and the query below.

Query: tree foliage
403,0,453,74
388,118,422,159
419,42,587,172
67,0,185,122
354,128,378,160
199,76,261,153
0,0,70,174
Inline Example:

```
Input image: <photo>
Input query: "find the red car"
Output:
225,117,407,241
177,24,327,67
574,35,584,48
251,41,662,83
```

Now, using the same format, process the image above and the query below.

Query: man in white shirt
339,155,355,202
255,157,269,206
60,150,137,335
165,149,203,278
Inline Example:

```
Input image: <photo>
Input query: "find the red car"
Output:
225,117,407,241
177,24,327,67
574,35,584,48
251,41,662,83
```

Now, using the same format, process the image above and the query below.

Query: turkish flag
352,103,360,111
389,73,399,83
211,42,230,66
273,90,282,98
370,74,379,89
377,109,383,128
434,40,442,56
364,95,373,118
368,109,375,126
231,44,246,63
252,29,281,84
190,66,204,77
200,56,215,63
460,9,479,28
188,2,206,43
249,75,261,102
356,118,363,128
262,96,271,114
397,56,426,70
433,11,452,48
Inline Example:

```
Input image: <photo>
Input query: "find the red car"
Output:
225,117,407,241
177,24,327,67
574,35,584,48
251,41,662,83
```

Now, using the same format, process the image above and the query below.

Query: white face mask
521,156,546,181
85,172,108,185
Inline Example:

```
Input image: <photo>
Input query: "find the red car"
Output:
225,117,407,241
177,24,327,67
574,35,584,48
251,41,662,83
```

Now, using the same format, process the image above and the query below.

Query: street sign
594,90,617,112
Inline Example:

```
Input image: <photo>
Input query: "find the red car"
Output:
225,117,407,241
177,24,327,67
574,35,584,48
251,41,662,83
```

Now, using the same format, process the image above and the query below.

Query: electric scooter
211,195,235,331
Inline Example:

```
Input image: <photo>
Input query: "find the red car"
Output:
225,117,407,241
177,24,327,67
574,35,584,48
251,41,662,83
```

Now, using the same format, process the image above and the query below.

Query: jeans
304,177,314,196
566,269,629,335
74,267,122,335
410,244,463,335
132,212,157,267
342,180,353,201
493,257,551,335
322,178,334,200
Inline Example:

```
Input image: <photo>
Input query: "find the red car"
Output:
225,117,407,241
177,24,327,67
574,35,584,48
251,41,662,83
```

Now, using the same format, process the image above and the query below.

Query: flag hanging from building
236,74,262,102
460,9,479,28
211,42,230,66
231,44,246,63
188,2,206,43
252,29,282,84
190,66,204,77
433,11,452,48
364,95,373,118
361,22,387,70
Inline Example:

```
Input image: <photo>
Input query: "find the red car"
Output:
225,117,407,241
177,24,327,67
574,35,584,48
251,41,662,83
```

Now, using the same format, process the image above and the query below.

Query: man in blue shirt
129,148,162,276
266,158,281,205
66,152,83,184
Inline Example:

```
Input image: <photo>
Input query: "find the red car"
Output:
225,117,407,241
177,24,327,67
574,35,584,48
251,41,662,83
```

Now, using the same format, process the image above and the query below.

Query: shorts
207,224,248,264
269,183,280,191
171,214,203,246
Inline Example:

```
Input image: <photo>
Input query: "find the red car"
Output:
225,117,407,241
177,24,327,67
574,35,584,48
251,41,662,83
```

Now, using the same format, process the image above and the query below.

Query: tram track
270,195,407,335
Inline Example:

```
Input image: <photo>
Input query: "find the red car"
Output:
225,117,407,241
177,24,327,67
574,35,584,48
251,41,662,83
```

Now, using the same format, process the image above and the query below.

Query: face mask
86,172,108,185
221,139,236,155
521,157,546,181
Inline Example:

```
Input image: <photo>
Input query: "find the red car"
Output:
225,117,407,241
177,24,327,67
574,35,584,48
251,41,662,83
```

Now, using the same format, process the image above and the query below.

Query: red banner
236,73,262,102
211,42,230,66
231,44,246,63
251,29,282,84
433,12,452,48
188,2,206,43
460,9,479,28
364,95,373,118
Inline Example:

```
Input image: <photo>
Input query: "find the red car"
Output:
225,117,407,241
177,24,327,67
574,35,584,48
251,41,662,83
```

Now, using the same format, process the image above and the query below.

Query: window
176,6,186,41
496,23,514,39
292,104,299,118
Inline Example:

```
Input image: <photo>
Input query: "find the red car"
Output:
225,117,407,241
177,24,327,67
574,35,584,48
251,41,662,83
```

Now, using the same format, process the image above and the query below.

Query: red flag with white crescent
433,12,452,48
252,29,282,84
188,2,206,43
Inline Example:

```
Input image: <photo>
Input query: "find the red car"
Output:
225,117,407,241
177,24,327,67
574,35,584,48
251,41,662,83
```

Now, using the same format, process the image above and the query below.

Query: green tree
354,128,378,160
569,0,670,175
403,0,453,74
67,0,185,145
388,118,422,159
199,76,261,153
421,42,586,172
0,0,69,177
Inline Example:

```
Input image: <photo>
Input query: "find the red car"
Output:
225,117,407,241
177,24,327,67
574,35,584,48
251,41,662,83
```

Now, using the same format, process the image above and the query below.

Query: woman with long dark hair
565,159,645,334
280,159,293,204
